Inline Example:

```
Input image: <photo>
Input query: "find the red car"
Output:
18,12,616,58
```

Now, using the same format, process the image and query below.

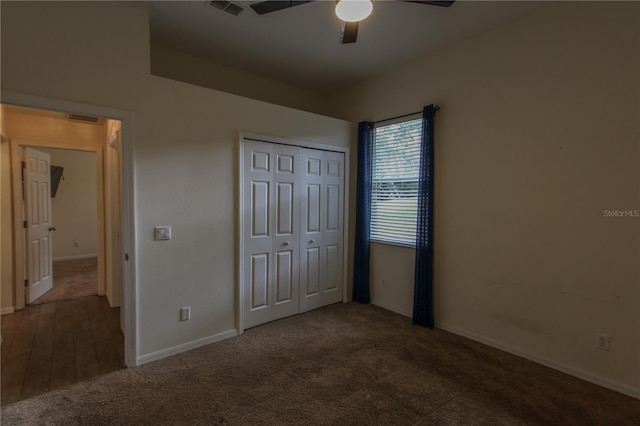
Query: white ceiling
149,1,546,92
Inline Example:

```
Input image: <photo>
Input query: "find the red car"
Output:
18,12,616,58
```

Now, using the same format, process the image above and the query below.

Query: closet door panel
321,151,344,305
271,144,301,321
299,149,324,313
243,141,274,329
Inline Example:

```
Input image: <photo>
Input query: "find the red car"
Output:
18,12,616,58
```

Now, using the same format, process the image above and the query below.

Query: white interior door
24,147,54,303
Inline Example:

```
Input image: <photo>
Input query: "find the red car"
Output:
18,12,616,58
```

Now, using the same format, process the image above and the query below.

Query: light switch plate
154,226,172,241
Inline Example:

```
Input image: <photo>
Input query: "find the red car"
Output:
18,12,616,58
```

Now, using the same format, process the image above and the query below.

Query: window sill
370,240,416,249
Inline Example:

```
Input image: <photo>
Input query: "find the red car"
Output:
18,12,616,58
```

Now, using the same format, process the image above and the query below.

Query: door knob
283,241,290,246
49,227,56,232
309,239,315,244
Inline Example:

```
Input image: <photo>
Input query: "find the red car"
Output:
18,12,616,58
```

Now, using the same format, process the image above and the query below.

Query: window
371,116,422,247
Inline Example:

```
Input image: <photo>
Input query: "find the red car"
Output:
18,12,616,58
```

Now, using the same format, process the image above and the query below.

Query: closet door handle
309,239,315,244
283,241,290,246
49,227,56,232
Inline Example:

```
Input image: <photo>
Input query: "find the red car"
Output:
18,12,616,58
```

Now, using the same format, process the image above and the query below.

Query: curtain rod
373,106,440,125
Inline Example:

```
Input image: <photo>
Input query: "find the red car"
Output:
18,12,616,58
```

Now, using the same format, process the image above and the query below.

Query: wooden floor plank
86,296,105,321
1,325,17,364
21,354,52,400
32,316,55,356
95,339,123,374
39,302,56,315
8,331,36,358
76,363,100,382
55,300,73,317
1,385,22,405
71,298,89,321
52,331,75,361
73,318,94,342
1,354,30,389
113,330,125,362
50,358,76,391
54,314,74,336
74,335,98,368
16,313,39,333
91,319,113,343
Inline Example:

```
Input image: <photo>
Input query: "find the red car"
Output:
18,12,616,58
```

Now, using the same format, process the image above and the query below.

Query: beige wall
151,44,331,117
330,2,640,395
39,148,98,260
0,107,13,313
0,1,351,360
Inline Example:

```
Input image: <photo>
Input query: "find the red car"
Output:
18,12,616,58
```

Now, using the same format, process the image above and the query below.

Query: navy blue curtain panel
353,121,374,304
413,105,435,328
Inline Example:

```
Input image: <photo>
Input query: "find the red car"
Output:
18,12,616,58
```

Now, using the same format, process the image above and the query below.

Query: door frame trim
236,132,350,333
12,141,105,304
1,90,138,367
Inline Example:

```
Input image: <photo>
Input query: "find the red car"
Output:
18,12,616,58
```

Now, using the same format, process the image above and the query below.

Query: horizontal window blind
371,117,422,246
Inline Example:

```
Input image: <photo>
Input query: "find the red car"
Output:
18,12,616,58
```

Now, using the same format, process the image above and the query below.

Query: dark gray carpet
2,303,639,425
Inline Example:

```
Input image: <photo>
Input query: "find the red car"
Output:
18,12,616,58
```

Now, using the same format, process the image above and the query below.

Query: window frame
370,113,422,248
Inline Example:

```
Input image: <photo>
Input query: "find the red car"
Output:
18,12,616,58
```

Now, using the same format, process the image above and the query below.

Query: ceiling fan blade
401,1,455,7
250,1,315,15
340,21,359,44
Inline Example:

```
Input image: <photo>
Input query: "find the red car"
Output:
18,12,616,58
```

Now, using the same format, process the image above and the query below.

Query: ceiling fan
249,0,456,44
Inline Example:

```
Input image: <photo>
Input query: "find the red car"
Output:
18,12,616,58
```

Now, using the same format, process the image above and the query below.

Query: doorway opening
0,100,133,404
28,147,99,306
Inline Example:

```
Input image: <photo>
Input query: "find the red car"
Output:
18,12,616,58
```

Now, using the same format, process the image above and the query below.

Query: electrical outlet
596,333,610,351
180,307,191,322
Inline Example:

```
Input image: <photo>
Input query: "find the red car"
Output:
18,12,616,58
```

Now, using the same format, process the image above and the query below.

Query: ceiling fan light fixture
335,0,373,23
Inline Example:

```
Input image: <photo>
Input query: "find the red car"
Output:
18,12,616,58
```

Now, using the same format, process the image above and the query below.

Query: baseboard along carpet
2,303,638,425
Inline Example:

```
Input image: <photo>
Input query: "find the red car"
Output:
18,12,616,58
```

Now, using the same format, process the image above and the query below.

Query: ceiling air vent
209,1,244,16
66,114,103,125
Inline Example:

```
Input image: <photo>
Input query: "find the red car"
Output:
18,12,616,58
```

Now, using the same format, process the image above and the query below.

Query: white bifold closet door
242,140,344,330
298,148,344,313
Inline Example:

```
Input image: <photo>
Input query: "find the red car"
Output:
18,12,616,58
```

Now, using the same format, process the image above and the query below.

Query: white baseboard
1,307,15,315
53,254,98,262
371,301,412,319
136,329,238,367
436,321,640,400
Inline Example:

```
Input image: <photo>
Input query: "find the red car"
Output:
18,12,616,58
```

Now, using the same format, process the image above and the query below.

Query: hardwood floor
1,295,124,406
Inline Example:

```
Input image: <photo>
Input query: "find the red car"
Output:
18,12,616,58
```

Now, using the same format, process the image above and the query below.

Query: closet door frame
237,133,350,333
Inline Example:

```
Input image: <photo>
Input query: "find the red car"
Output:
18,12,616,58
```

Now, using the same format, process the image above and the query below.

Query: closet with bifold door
240,138,345,330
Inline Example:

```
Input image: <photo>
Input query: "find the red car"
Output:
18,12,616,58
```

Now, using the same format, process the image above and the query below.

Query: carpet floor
1,303,638,425
31,258,98,305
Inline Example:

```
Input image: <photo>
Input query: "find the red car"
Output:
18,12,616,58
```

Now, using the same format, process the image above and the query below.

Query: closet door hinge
23,220,28,228
24,279,28,288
